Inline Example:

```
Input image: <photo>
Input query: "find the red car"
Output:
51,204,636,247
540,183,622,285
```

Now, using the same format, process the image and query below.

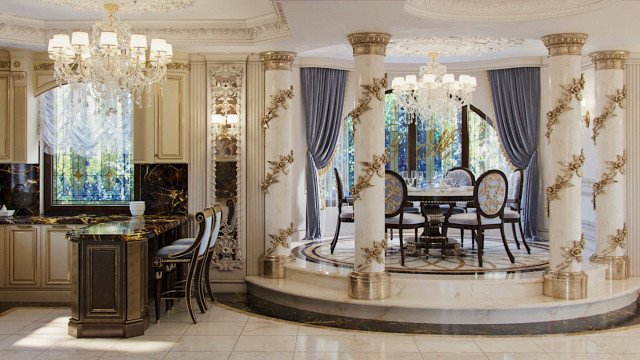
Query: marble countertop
0,214,136,225
67,215,192,242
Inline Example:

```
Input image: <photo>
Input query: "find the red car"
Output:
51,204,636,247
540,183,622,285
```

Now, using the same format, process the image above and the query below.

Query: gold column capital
259,51,296,71
347,32,391,57
589,50,630,70
541,33,588,56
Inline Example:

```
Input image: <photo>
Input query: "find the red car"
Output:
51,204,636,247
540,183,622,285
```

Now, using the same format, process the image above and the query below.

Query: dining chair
440,166,476,247
442,170,514,267
153,204,223,323
330,168,353,254
384,170,427,266
503,168,531,254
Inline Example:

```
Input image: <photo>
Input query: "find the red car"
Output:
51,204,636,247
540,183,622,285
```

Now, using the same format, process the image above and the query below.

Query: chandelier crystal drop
47,2,173,108
391,52,477,122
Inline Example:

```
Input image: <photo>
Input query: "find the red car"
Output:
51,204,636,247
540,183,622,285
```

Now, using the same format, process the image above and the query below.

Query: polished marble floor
2,304,640,360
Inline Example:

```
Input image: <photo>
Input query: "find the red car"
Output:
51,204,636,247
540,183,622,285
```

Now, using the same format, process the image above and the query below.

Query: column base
590,255,630,280
259,254,295,279
348,271,391,300
543,270,588,300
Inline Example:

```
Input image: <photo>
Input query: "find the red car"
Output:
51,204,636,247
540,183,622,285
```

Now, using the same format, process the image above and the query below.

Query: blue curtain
301,67,348,239
488,67,541,240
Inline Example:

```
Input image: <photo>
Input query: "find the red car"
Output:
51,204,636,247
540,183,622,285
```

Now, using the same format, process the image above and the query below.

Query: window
41,85,135,213
467,106,512,176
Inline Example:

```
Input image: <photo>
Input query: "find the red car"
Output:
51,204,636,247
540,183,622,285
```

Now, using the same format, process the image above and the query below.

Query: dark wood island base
67,215,192,338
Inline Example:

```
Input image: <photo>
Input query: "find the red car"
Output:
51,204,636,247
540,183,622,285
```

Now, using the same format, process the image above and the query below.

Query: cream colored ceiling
0,0,639,63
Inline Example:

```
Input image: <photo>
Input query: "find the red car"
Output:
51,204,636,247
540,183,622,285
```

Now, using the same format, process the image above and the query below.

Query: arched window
41,85,134,213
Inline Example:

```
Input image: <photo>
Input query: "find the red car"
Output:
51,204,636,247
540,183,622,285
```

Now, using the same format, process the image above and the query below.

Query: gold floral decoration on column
592,87,626,144
262,86,294,129
350,149,390,201
592,151,626,209
348,74,388,132
261,150,294,193
601,224,627,256
546,149,585,216
355,236,389,272
556,234,585,271
265,223,295,256
545,74,585,142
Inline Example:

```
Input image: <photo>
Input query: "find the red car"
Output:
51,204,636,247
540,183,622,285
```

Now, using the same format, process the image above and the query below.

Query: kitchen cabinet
6,225,39,287
42,225,76,287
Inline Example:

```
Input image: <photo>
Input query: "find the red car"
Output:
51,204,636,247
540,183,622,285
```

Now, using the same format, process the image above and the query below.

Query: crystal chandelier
47,2,173,108
391,52,477,122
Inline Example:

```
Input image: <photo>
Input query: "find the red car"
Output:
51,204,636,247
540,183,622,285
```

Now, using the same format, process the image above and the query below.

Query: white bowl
129,201,145,216
0,210,15,217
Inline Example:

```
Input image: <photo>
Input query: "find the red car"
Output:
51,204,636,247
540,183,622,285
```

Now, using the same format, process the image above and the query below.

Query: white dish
0,210,15,217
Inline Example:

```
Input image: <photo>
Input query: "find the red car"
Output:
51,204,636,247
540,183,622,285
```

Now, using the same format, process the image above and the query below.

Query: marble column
589,51,630,280
541,33,589,300
347,32,391,300
259,51,296,278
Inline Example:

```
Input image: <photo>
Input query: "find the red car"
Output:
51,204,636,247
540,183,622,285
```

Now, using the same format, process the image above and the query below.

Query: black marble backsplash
136,164,188,215
0,164,40,216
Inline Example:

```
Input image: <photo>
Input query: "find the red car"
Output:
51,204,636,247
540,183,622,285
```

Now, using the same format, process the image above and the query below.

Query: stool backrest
208,203,224,251
195,207,215,258
385,170,407,218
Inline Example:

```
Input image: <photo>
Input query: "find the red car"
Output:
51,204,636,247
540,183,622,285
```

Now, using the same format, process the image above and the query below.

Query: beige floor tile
241,320,299,336
0,309,55,322
295,336,358,353
109,335,179,354
352,335,419,353
49,337,119,352
228,351,294,360
233,335,296,352
474,338,545,353
0,334,67,351
163,351,231,360
293,353,358,360
612,354,640,359
143,322,191,336
353,353,424,360
171,335,238,352
533,337,606,354
184,321,246,336
16,322,67,336
298,326,355,336
0,350,43,360
414,337,483,353
99,352,168,360
588,336,640,354
34,350,103,359
0,321,32,335
485,353,554,360
420,353,489,360
200,309,250,322
549,354,618,360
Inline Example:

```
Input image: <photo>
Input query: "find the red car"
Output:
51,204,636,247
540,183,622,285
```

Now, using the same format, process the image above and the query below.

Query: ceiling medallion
388,36,524,57
404,0,618,21
41,0,197,14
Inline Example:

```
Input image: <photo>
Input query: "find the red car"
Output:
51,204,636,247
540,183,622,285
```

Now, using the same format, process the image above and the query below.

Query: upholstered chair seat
385,212,426,225
503,209,520,219
156,244,192,257
172,237,196,245
339,210,354,220
447,213,502,226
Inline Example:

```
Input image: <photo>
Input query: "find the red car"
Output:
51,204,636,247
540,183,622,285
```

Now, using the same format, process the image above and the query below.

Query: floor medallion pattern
293,237,549,274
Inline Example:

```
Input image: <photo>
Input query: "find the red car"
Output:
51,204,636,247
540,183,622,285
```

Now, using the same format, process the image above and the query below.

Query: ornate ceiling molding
388,36,524,57
404,0,618,21
0,2,289,47
41,0,197,14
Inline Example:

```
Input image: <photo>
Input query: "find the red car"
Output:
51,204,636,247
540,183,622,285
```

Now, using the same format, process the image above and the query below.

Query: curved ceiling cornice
41,0,197,13
388,37,525,56
404,0,618,21
0,2,289,48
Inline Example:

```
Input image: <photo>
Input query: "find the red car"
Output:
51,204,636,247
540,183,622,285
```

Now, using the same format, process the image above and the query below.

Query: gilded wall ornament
350,149,390,201
0,61,10,70
355,236,389,272
583,111,590,128
556,234,585,271
166,62,191,71
261,85,294,129
265,223,295,256
33,63,54,71
601,224,627,256
592,151,626,209
260,51,296,71
212,222,243,271
545,74,585,142
546,149,585,216
591,87,626,144
261,150,294,193
348,74,388,132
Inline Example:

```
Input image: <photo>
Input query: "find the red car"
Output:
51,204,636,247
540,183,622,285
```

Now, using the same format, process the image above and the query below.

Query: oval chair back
385,170,407,218
474,170,508,220
445,167,475,187
334,168,345,210
508,168,524,210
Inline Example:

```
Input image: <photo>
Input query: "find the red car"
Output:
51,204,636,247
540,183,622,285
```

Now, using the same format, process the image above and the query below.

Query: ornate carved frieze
389,36,524,56
355,236,389,272
0,61,10,70
259,51,296,71
261,151,294,193
541,33,588,56
556,234,585,271
166,62,191,71
347,32,391,56
546,149,585,216
351,149,390,201
348,75,388,132
591,87,626,144
265,223,295,256
592,151,626,209
261,86,294,129
212,222,243,271
33,63,54,71
589,50,629,70
600,224,627,257
545,74,585,141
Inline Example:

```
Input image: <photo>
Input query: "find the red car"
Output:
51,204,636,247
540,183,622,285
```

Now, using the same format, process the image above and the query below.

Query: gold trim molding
350,149,389,201
348,271,391,300
592,87,626,144
260,51,296,71
265,223,295,256
556,234,585,272
261,150,294,193
592,151,626,209
347,32,391,56
349,74,388,132
546,149,585,216
600,223,627,257
545,74,585,141
589,50,629,70
259,254,295,279
166,62,191,71
262,85,294,129
34,63,54,71
541,33,588,56
355,236,389,273
590,254,629,280
543,270,587,300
